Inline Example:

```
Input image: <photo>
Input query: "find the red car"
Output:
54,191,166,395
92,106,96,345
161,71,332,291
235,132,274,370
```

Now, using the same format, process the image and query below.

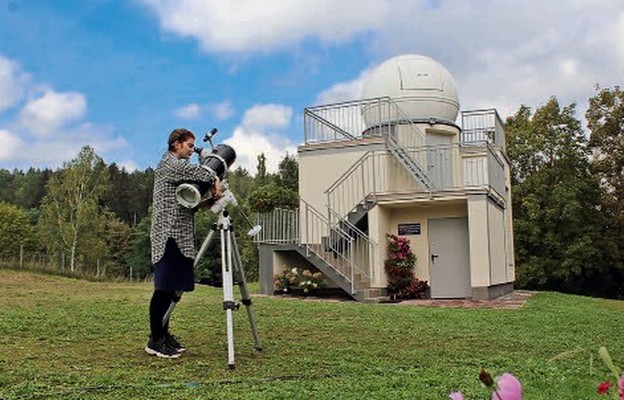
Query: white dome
361,54,459,126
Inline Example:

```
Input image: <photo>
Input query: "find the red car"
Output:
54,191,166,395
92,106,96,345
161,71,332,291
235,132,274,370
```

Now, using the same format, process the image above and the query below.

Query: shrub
384,233,428,299
273,266,328,294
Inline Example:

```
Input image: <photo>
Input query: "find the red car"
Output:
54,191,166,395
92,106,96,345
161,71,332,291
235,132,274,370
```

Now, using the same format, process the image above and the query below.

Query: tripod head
210,182,262,237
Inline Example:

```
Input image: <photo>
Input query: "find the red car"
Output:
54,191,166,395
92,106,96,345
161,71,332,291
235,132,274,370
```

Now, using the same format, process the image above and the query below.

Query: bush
384,234,428,299
273,266,328,294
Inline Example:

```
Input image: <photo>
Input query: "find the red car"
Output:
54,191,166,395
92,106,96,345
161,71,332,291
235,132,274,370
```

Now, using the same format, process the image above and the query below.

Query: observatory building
256,54,514,301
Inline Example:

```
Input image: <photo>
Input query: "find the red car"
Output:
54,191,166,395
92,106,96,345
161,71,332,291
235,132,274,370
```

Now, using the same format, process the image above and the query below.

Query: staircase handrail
326,207,377,283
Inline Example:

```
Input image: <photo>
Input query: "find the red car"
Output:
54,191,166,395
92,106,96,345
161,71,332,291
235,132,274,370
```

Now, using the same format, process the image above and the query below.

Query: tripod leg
221,226,236,369
231,234,262,351
162,291,183,329
195,229,216,268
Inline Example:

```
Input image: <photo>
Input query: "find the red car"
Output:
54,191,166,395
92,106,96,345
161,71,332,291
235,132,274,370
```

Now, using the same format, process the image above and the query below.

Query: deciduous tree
506,98,620,297
38,146,109,273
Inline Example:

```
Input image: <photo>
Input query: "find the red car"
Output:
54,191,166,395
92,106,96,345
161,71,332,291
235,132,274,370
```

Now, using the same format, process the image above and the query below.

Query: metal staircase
385,133,435,192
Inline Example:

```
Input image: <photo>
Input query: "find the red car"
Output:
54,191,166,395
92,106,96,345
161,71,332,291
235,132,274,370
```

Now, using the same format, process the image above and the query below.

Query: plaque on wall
398,223,421,235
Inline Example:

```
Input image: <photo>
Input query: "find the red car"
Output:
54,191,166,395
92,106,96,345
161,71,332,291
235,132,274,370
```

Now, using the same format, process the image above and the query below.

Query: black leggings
149,290,180,340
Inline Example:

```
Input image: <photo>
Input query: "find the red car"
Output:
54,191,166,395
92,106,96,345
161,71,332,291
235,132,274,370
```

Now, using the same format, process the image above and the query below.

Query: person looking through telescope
146,128,223,358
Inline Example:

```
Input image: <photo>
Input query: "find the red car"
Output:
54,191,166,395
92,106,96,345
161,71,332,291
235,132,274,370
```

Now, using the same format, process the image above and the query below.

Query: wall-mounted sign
398,223,421,235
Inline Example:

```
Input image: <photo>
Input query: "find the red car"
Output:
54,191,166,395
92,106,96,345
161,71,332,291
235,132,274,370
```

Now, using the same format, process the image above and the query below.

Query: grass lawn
1,268,623,399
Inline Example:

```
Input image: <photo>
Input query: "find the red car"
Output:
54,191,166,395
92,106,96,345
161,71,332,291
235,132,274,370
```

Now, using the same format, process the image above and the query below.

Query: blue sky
0,0,622,173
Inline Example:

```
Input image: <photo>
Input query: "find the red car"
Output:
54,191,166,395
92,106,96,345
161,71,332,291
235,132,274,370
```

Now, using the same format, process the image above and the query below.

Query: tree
247,153,299,213
0,202,34,259
126,212,153,280
506,98,620,297
256,153,267,184
587,86,624,222
586,86,624,297
14,168,52,209
277,153,298,192
38,146,110,273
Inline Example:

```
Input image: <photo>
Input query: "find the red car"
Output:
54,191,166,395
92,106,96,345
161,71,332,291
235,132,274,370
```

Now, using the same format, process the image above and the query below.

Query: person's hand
211,176,224,200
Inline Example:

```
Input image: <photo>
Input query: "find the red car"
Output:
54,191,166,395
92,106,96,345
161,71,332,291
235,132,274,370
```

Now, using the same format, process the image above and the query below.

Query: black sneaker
145,337,181,359
165,333,187,353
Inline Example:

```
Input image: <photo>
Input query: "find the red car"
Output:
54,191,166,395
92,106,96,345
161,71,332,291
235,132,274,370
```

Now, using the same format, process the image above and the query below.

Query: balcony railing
325,142,507,219
460,109,506,150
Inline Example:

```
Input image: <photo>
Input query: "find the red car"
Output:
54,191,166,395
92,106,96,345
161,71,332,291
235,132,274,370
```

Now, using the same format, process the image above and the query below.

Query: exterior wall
503,156,516,281
298,140,385,213
467,195,490,287
369,200,468,287
488,201,507,284
467,193,515,298
367,205,390,287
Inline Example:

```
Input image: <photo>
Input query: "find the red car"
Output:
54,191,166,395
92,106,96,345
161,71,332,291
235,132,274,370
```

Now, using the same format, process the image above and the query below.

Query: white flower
291,267,298,275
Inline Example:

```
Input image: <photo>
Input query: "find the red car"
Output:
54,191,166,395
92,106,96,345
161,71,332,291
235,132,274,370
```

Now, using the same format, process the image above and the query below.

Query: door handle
431,254,439,264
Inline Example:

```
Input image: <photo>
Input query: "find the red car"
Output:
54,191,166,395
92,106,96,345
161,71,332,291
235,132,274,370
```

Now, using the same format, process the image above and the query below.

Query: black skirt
153,238,195,292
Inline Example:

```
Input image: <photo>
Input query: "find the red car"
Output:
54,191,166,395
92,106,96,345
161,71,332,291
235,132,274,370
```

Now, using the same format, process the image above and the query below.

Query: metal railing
327,208,376,284
460,109,506,150
254,208,299,244
304,97,386,144
304,96,427,147
325,142,507,221
255,199,374,294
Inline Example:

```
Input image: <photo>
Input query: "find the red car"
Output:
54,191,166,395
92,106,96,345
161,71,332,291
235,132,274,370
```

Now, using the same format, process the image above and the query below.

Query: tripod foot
255,346,263,352
228,364,235,370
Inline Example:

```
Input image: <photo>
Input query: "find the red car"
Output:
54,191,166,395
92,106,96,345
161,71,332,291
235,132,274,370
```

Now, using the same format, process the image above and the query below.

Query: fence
0,246,142,282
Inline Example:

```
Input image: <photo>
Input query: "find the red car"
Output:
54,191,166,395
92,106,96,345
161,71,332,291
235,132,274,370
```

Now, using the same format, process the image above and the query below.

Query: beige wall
488,201,507,284
369,201,468,287
468,195,490,287
299,142,382,213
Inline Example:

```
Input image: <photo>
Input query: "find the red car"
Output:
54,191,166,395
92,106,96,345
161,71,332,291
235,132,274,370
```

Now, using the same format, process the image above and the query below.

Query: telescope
176,128,236,209
175,128,261,237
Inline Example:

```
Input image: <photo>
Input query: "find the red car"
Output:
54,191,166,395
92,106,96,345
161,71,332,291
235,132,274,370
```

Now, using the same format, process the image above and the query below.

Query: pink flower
619,374,624,400
494,373,522,400
449,392,464,400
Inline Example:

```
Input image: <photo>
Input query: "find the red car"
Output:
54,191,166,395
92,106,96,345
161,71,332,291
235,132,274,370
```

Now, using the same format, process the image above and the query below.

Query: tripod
162,209,262,369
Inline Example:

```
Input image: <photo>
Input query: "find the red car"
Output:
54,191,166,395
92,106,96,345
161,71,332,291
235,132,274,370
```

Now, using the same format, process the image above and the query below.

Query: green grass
1,269,623,399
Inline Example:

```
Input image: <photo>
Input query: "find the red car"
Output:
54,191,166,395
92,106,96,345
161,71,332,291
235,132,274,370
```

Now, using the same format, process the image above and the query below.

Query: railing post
350,238,355,294
305,203,310,257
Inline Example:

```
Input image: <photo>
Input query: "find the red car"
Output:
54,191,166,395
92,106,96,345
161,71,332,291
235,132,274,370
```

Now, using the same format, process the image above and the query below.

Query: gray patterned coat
150,151,215,264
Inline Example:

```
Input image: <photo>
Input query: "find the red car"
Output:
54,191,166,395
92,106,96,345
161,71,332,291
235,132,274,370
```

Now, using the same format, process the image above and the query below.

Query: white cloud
0,53,136,170
242,104,292,129
0,55,30,112
139,0,389,53
175,103,201,119
314,69,373,105
175,100,234,121
18,89,87,136
118,160,139,172
301,1,623,122
2,123,127,168
210,100,235,120
142,0,623,123
0,129,23,161
223,103,297,175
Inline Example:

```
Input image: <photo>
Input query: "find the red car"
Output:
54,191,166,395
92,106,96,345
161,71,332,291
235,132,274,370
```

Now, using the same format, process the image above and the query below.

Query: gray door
428,217,471,298
426,134,452,189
